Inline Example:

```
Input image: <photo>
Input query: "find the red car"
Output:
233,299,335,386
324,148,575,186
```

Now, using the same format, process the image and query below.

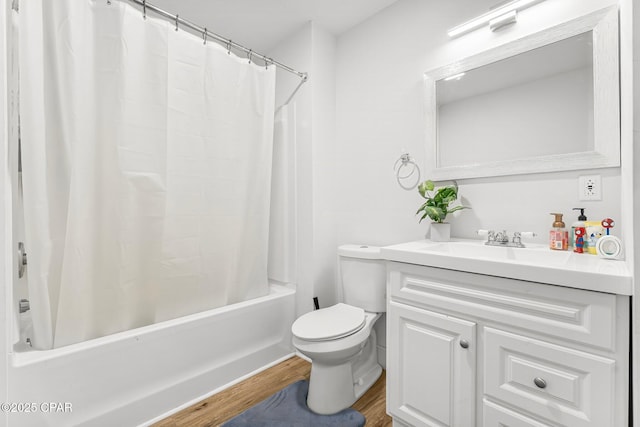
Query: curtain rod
111,0,308,82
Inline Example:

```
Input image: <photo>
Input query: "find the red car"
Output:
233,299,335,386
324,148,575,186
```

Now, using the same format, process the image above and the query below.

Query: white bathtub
6,284,296,427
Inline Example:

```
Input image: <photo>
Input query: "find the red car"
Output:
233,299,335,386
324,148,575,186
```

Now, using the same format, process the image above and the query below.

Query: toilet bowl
292,304,382,414
291,245,386,415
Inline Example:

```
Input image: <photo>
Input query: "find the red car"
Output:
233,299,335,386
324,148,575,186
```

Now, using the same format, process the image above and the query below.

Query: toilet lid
292,303,366,342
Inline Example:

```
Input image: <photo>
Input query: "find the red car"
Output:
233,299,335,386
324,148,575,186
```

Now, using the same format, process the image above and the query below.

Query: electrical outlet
579,175,602,201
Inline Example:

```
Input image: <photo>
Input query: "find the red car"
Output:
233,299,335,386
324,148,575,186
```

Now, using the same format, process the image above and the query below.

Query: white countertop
381,239,633,296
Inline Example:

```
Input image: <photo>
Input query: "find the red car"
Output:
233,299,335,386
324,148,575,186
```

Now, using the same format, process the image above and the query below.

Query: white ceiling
150,0,400,53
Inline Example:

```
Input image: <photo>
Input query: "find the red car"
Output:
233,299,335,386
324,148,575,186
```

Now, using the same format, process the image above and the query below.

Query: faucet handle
477,229,495,242
517,231,537,239
512,231,536,244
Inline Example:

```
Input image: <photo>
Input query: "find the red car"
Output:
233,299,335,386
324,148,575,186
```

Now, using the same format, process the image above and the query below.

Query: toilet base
307,361,356,415
306,328,382,415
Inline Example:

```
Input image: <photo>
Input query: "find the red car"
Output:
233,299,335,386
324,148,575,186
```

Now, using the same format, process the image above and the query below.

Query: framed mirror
424,6,619,180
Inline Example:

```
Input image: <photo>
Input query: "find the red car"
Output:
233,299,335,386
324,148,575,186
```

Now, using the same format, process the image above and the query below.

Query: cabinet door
387,301,476,427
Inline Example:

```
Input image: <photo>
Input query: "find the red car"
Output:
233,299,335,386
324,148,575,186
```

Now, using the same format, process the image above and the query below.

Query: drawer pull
459,339,469,349
533,377,547,389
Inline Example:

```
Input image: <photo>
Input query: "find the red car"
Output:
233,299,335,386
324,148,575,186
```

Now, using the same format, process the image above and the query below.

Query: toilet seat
292,303,365,342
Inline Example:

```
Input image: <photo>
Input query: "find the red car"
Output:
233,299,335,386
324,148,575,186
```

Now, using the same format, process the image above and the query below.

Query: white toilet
291,244,386,415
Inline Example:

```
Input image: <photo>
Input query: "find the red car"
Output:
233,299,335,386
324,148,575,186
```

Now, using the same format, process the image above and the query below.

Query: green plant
416,180,469,223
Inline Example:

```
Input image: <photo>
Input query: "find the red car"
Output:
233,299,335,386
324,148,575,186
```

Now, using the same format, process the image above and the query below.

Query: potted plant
416,180,469,242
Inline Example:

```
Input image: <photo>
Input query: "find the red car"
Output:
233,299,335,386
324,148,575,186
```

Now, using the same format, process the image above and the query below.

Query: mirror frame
424,6,619,180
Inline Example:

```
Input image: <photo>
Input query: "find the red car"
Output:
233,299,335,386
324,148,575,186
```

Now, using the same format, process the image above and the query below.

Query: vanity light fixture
489,10,517,32
444,72,466,81
447,0,545,38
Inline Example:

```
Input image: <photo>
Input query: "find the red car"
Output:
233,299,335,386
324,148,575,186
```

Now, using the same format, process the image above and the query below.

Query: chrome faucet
477,230,536,248
494,230,509,244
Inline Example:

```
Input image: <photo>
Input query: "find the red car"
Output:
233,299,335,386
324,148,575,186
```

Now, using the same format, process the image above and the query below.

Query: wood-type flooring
153,355,392,427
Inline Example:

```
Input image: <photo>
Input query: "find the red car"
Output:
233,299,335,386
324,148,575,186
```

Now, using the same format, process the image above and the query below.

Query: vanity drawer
388,262,618,351
483,399,550,427
484,327,615,427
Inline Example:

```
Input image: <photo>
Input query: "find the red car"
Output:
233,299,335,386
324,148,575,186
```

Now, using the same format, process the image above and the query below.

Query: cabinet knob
533,377,547,389
459,339,469,349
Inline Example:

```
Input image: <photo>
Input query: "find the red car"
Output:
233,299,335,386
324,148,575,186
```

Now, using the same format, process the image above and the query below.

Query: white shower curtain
19,0,276,349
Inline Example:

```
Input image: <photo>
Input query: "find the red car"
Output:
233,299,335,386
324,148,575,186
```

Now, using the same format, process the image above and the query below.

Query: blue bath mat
220,380,366,427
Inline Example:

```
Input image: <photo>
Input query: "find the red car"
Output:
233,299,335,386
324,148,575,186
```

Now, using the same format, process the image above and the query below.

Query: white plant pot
430,222,451,242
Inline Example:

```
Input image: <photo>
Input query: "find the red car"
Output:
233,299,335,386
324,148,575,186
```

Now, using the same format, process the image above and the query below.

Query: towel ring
394,153,421,191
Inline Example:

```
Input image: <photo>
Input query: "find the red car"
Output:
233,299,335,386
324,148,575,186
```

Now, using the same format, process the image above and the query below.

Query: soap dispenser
549,213,568,251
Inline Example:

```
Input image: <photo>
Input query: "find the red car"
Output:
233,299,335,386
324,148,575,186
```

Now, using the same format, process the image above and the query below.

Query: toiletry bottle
549,213,568,251
571,208,587,252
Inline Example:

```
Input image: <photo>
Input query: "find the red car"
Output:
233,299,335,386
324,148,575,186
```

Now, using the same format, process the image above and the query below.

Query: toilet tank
338,245,386,313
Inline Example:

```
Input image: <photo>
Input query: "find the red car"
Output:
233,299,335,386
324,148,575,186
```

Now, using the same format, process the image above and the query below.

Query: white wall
268,23,338,316
309,26,338,309
0,1,8,424
269,0,624,369
328,0,622,369
334,0,620,250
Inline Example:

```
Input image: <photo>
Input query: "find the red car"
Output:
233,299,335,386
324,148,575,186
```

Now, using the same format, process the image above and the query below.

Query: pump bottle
571,208,587,252
549,213,568,251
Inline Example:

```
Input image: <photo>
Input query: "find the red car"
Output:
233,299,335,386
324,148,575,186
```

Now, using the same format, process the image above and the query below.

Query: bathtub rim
11,282,295,367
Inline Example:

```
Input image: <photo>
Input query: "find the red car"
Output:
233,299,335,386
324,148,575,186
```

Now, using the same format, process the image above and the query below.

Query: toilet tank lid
338,244,381,260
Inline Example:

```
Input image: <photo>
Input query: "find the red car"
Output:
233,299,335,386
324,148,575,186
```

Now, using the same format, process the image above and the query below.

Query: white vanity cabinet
386,261,630,427
387,301,476,426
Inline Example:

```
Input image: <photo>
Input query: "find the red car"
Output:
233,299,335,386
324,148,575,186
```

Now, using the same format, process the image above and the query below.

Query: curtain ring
142,0,146,19
227,40,232,55
175,14,179,31
265,57,271,70
203,28,207,45
248,49,253,64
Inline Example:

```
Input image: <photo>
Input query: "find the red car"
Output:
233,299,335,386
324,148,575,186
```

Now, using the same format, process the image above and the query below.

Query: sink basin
381,239,632,295
415,240,573,265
